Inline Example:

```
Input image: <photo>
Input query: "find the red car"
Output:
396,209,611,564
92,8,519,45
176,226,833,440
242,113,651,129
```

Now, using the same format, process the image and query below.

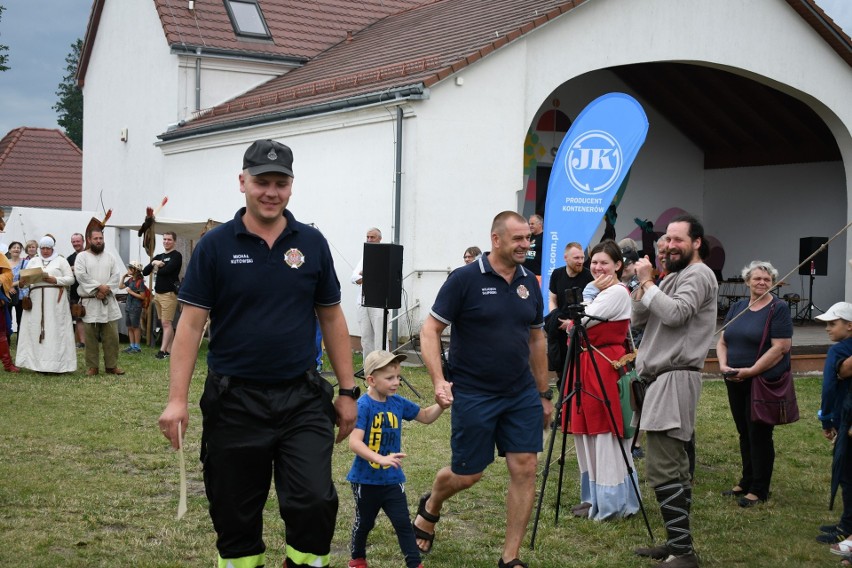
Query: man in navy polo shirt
412,211,552,568
158,139,357,568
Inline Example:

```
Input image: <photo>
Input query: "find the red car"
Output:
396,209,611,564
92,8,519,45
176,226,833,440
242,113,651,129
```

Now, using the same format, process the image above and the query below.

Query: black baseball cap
243,139,294,177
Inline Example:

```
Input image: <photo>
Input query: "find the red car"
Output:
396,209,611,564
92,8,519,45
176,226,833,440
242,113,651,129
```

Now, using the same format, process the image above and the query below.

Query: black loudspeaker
362,243,403,309
798,237,828,276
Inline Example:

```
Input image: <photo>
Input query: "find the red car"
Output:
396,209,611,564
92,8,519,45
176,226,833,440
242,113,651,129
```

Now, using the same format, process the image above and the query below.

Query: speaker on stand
795,237,827,323
360,243,419,397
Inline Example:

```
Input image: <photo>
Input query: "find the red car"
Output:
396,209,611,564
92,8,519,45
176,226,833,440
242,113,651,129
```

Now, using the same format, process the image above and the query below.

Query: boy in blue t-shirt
815,302,852,546
347,350,451,568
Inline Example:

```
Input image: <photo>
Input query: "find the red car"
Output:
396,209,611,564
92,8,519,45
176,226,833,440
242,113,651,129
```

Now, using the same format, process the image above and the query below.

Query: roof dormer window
224,0,271,39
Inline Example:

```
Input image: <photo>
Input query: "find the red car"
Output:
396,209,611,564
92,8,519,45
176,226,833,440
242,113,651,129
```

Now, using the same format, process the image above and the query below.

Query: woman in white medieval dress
563,239,639,521
15,236,77,373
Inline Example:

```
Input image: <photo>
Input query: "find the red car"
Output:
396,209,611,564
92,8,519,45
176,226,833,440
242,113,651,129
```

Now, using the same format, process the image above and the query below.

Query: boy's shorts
450,387,543,475
125,304,142,328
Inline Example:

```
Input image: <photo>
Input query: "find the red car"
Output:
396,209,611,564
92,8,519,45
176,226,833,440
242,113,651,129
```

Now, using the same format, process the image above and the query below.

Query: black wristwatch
539,388,553,400
338,386,361,399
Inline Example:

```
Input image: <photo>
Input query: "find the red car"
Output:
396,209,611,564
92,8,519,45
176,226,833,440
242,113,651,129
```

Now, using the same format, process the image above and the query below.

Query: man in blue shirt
413,211,552,568
158,139,357,568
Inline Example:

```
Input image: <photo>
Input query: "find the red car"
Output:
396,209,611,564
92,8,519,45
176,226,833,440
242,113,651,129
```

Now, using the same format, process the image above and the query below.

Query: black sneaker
821,524,840,534
817,527,850,543
155,351,168,359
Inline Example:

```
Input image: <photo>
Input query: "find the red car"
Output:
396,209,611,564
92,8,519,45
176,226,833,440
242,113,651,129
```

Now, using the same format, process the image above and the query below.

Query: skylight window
224,0,271,39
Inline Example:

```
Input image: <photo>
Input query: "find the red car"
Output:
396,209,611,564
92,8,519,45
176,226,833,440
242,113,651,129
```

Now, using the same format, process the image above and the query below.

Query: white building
79,0,852,340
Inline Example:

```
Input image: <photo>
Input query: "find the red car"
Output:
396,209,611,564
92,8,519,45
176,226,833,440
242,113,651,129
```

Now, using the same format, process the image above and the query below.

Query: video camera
561,286,586,321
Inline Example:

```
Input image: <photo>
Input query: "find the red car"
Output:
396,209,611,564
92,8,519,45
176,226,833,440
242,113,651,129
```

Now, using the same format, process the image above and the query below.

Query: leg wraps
656,482,693,556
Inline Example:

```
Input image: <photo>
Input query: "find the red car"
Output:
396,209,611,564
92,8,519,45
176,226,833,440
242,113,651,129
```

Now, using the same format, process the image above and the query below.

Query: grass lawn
0,342,841,567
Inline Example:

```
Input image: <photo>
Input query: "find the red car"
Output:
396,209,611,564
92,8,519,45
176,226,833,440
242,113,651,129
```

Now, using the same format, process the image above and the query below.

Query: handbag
590,344,640,439
21,296,32,311
71,302,86,318
750,300,799,425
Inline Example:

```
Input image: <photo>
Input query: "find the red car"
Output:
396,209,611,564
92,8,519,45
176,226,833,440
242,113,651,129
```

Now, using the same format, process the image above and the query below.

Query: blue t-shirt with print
347,394,421,485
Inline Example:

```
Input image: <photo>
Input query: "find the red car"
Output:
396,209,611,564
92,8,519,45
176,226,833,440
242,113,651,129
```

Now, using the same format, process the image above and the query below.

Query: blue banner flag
541,93,649,312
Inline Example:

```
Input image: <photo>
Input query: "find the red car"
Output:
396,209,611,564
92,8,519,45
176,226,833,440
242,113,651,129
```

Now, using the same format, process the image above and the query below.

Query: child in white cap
346,350,451,568
815,302,852,551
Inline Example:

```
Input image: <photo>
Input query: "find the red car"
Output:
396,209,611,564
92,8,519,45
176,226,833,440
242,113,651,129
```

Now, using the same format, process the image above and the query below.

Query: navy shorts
450,387,543,475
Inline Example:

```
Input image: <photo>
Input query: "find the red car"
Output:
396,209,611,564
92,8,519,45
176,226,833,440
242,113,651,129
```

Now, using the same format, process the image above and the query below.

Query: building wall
148,0,852,339
176,56,294,119
705,162,846,309
157,108,404,332
81,0,174,235
520,0,852,298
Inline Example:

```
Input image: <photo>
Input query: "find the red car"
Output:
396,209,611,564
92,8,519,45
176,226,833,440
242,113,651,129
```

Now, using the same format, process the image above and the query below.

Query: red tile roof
0,128,83,210
78,0,428,85
163,0,578,138
784,0,852,67
157,0,427,58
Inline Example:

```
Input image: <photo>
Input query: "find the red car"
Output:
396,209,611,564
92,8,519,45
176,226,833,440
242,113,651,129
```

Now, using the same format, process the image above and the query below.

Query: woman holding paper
15,236,77,373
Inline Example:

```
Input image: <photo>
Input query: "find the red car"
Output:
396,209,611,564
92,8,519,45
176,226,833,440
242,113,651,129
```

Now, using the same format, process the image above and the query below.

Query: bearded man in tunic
75,229,124,376
630,214,718,568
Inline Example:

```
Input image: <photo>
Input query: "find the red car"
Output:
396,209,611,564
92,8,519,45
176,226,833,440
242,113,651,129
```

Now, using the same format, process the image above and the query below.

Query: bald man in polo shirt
413,211,552,568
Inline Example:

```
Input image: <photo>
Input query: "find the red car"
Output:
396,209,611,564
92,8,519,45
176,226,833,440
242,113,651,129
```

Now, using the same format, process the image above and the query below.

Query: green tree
0,6,10,72
53,38,83,147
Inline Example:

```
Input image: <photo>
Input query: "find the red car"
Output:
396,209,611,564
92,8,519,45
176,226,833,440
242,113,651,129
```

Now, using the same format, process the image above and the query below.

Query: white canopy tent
111,217,222,246
111,217,222,344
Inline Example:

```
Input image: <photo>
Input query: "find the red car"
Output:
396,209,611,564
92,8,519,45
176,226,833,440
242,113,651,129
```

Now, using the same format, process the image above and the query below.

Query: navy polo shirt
430,252,543,395
179,208,341,381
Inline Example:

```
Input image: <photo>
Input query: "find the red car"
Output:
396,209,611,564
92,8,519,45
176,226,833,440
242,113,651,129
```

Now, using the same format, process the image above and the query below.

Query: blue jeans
350,483,421,568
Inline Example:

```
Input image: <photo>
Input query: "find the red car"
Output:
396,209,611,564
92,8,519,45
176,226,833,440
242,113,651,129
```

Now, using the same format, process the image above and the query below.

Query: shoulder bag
589,342,640,439
750,299,799,425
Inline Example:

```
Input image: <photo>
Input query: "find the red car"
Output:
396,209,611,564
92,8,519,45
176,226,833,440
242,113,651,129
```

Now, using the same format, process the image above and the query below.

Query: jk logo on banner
566,130,622,195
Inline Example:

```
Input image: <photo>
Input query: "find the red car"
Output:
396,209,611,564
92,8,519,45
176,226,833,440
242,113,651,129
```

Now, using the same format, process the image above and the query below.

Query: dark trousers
725,378,775,500
200,370,338,566
840,441,852,532
350,483,421,568
546,314,568,373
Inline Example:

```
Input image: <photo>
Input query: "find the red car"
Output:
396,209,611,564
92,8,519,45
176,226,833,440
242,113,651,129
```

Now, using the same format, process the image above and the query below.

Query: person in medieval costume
631,214,718,568
15,236,77,373
75,216,124,376
0,212,19,372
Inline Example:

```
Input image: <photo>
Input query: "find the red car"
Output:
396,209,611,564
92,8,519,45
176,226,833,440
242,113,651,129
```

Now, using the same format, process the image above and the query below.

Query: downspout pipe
195,48,202,112
392,105,403,348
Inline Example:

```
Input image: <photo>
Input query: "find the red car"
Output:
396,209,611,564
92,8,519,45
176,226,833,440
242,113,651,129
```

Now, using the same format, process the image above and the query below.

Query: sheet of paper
177,421,187,520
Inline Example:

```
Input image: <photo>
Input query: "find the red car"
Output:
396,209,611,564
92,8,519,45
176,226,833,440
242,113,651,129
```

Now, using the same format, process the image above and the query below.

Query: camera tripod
794,262,823,323
530,306,653,548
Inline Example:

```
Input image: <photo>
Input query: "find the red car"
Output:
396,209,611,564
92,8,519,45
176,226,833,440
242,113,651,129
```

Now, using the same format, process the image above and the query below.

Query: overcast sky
0,0,850,140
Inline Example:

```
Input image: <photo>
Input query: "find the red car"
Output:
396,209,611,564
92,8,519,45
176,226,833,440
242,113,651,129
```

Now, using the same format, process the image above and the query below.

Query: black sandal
498,558,529,568
412,492,440,554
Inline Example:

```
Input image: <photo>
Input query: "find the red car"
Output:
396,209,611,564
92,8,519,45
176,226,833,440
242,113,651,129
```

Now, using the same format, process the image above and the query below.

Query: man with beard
75,229,124,376
630,214,717,568
546,242,594,381
67,232,86,348
413,211,552,568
